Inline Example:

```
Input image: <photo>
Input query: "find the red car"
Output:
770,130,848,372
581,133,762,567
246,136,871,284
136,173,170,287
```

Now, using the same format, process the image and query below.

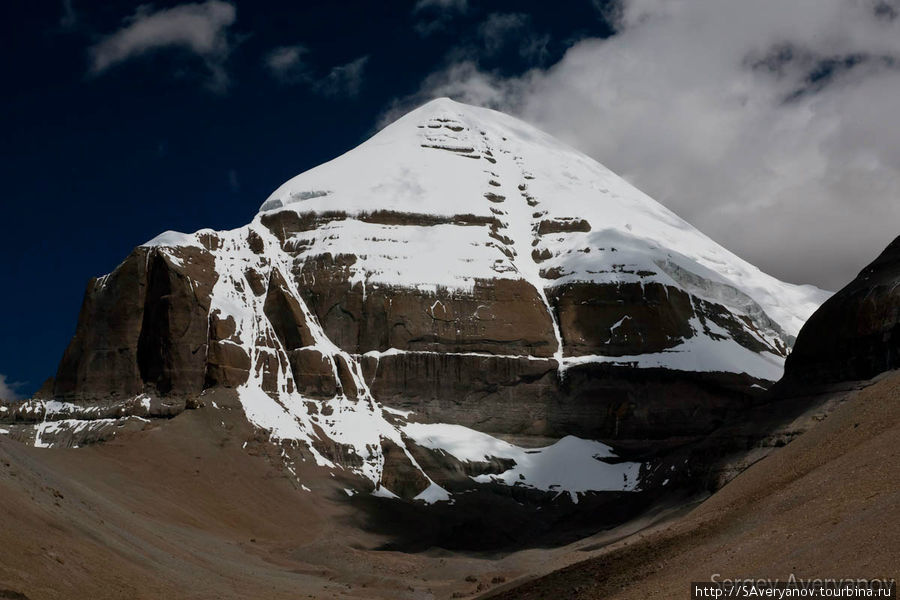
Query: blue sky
0,1,614,397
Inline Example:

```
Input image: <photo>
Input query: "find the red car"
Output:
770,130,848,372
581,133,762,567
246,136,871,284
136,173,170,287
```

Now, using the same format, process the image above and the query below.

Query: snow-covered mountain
2,98,829,504
259,97,825,375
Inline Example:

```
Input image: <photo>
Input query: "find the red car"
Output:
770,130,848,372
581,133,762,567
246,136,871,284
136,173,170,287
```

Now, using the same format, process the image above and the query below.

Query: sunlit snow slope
260,97,828,376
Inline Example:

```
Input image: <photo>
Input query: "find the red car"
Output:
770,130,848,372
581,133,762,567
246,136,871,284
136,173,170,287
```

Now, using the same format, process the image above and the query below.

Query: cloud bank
396,0,900,289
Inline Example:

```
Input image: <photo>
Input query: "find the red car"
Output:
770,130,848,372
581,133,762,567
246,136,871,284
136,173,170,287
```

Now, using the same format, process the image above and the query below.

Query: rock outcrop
50,244,217,401
648,233,900,496
783,234,900,385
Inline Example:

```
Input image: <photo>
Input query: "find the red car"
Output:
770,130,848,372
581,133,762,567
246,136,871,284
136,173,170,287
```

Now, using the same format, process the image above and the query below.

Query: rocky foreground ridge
0,99,829,522
783,234,900,386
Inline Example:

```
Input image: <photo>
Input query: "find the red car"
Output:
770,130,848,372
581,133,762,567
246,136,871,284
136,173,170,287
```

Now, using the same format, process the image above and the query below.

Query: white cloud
413,0,468,13
316,55,369,97
396,0,900,289
88,0,237,90
264,44,309,83
262,46,367,97
0,374,22,402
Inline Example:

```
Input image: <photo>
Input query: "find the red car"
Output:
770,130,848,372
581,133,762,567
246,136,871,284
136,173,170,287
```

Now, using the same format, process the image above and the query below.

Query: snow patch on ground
413,482,452,503
402,422,641,502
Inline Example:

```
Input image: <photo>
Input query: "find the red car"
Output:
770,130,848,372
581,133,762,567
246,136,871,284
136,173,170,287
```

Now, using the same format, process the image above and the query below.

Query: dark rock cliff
49,244,218,401
784,235,900,385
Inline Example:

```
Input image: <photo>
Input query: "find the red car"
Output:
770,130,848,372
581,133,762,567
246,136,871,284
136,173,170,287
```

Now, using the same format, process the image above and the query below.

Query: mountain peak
12,99,829,507
413,95,465,110
257,96,570,216
258,99,826,340
402,96,510,124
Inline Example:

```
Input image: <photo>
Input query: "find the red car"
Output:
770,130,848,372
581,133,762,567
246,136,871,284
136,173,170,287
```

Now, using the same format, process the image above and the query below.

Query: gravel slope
486,371,900,600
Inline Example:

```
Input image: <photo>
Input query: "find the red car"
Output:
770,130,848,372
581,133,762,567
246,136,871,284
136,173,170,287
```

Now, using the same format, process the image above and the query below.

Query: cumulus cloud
88,0,237,90
395,0,900,289
0,374,22,402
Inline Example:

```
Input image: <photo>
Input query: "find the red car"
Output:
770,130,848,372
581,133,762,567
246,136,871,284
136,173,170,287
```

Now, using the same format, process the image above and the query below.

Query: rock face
6,98,830,506
651,234,900,497
784,235,900,385
50,243,218,401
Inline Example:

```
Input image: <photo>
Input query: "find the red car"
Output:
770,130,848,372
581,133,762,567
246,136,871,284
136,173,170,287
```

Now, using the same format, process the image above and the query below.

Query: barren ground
2,372,896,600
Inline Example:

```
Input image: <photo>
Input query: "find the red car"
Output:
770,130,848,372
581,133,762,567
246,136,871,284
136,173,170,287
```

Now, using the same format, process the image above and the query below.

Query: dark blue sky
0,1,615,397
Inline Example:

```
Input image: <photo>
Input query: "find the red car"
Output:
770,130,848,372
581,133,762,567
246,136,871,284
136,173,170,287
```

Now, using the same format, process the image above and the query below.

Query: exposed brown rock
549,282,695,357
363,353,558,435
208,311,237,341
259,210,349,242
550,281,782,359
378,438,430,499
205,342,251,388
420,143,476,153
537,218,591,235
197,231,221,251
243,268,266,296
53,249,149,400
137,248,217,396
246,230,265,254
263,269,316,350
360,352,762,444
491,372,900,600
539,267,567,280
287,348,336,398
784,234,900,384
253,351,280,396
52,245,217,401
297,266,558,357
334,355,358,399
531,248,552,262
260,208,501,235
357,210,499,228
